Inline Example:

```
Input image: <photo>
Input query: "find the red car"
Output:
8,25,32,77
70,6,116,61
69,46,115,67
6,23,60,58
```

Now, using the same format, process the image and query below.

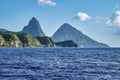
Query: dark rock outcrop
36,37,56,47
55,40,78,47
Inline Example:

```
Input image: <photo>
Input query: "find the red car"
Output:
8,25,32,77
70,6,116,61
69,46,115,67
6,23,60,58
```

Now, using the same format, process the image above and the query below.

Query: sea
0,48,120,80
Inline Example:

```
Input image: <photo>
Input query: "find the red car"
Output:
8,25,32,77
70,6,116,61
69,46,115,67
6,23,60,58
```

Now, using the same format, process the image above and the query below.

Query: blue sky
0,0,120,47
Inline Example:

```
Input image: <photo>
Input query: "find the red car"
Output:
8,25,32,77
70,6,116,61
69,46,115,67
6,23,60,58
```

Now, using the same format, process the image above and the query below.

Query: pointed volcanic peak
52,23,109,48
22,17,45,37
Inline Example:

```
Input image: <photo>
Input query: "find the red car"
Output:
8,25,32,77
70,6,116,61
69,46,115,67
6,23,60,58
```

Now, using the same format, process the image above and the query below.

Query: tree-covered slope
0,32,42,47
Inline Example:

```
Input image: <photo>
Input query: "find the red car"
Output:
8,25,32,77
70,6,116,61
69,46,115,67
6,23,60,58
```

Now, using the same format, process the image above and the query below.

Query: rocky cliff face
52,23,109,48
22,17,45,37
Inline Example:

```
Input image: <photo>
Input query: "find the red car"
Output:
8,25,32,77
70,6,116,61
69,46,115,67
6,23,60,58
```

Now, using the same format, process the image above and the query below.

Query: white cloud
37,0,56,6
77,12,91,21
106,11,120,27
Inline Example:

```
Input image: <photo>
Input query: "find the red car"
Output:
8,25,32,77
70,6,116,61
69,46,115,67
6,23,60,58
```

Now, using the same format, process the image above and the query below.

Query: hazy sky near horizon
0,0,120,47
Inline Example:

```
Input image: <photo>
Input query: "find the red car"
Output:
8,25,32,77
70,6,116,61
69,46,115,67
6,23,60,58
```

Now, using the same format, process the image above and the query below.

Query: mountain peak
22,17,46,37
61,23,73,28
58,23,83,35
32,17,37,20
62,23,71,26
29,17,39,25
52,24,109,48
31,17,38,22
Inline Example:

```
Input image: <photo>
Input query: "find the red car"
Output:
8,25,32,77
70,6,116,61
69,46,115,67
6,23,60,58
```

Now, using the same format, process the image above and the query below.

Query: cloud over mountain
37,0,56,6
77,12,91,21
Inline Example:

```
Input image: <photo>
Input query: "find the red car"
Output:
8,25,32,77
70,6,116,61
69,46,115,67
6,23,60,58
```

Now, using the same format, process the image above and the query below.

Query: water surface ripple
0,48,120,80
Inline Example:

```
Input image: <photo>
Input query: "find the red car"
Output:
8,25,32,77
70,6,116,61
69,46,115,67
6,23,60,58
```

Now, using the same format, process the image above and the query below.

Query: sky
0,0,120,47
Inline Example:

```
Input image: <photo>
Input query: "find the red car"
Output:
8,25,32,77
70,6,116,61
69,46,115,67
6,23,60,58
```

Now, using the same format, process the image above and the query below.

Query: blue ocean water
0,48,120,80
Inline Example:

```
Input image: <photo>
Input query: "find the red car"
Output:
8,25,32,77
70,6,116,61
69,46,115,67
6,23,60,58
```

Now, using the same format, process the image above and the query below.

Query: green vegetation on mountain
0,35,5,47
16,33,42,47
0,32,78,47
0,32,22,47
0,32,42,47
